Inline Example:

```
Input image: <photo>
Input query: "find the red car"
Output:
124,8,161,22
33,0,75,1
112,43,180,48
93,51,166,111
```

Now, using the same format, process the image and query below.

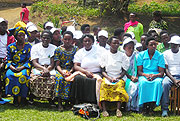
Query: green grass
1,97,180,121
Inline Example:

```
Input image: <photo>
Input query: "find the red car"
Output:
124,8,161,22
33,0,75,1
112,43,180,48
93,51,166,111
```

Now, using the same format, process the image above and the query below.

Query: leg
101,101,109,117
58,97,63,111
161,76,174,116
116,101,122,117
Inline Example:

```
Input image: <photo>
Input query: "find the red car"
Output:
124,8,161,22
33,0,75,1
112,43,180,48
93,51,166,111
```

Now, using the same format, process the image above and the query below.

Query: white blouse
74,45,106,73
100,50,129,80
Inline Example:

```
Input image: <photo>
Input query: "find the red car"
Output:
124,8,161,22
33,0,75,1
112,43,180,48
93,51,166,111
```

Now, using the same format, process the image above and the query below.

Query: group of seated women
0,20,180,118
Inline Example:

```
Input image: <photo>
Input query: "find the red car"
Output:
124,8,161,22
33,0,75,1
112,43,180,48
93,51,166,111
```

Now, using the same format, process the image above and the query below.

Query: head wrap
9,27,30,39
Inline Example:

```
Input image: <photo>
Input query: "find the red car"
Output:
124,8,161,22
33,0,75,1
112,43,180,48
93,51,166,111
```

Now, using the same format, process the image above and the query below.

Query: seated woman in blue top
137,37,165,115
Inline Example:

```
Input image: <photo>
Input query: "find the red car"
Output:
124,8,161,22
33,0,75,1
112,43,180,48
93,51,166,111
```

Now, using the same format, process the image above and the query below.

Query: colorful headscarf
9,27,30,39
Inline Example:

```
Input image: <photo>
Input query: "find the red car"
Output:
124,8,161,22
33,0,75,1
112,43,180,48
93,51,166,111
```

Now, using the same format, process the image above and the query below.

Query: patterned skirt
29,75,55,99
100,79,129,102
55,71,72,100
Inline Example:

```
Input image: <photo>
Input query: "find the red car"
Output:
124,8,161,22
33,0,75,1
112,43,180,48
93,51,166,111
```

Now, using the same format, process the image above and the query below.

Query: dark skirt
70,75,97,104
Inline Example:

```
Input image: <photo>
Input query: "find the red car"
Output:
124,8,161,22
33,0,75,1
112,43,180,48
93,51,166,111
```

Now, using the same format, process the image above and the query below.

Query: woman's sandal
102,111,109,117
116,109,122,117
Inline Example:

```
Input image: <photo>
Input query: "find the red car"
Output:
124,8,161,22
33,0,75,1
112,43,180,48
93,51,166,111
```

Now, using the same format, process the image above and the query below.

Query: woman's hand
62,70,71,77
131,76,138,82
41,68,50,77
110,78,118,83
149,74,157,80
85,71,93,78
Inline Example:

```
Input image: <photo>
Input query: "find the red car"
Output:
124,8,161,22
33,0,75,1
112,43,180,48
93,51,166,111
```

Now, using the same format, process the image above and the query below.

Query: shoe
116,109,122,117
162,110,168,117
102,111,109,117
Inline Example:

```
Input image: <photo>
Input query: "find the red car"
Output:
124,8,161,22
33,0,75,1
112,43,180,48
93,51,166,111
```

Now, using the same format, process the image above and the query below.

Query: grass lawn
0,97,180,121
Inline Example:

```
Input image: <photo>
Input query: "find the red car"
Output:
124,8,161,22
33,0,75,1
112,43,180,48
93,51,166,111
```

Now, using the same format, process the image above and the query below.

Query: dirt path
0,6,31,28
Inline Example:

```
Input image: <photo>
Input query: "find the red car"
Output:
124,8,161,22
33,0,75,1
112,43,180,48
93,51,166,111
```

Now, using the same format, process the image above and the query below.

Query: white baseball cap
45,22,54,28
73,30,83,39
50,28,60,34
122,37,135,49
169,35,180,44
27,25,38,32
98,30,108,38
0,17,8,24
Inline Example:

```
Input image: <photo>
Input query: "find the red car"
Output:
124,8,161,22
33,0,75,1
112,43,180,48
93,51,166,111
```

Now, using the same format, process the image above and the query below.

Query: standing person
0,18,15,101
114,28,124,44
137,37,165,115
149,11,168,31
4,27,31,106
20,3,29,24
92,25,101,44
157,30,170,53
54,31,78,111
100,36,129,117
124,13,143,43
161,35,180,117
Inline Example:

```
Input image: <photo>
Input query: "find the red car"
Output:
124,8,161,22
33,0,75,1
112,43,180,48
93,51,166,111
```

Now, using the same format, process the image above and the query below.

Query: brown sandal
102,111,109,117
116,109,122,117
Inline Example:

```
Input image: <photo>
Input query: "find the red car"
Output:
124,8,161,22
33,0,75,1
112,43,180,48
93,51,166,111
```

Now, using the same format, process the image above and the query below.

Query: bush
128,1,180,16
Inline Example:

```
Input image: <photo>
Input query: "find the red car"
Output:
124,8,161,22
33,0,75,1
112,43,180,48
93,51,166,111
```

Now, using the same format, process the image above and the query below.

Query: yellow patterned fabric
100,79,129,102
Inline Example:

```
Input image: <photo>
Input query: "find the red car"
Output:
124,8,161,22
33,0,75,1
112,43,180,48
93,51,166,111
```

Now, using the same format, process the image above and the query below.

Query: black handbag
72,103,100,120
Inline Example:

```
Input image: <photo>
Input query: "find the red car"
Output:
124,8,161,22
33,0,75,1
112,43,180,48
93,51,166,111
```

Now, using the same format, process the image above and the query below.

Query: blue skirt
138,76,163,106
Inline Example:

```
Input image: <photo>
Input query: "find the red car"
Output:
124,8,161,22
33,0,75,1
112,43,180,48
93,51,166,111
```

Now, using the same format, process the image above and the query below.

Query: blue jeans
161,75,180,111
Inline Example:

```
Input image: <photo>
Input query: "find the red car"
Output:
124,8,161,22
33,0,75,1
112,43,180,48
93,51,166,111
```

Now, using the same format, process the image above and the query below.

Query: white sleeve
31,45,39,61
73,50,82,63
163,52,168,65
99,53,107,68
121,53,129,71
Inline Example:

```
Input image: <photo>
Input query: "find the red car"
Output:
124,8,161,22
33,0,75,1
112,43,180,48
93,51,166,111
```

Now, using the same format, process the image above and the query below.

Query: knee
162,77,171,87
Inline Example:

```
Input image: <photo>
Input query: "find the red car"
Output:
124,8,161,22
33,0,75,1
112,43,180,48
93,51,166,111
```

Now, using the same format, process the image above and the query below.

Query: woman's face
42,32,51,47
171,43,179,53
147,40,157,52
124,42,134,57
0,21,7,35
83,27,90,34
161,33,170,44
110,38,120,51
83,36,93,50
53,30,61,42
63,34,73,47
16,32,25,43
129,13,136,22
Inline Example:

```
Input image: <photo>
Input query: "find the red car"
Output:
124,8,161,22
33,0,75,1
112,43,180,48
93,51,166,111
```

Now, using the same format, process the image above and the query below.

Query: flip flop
102,111,109,117
116,109,122,117
0,98,11,104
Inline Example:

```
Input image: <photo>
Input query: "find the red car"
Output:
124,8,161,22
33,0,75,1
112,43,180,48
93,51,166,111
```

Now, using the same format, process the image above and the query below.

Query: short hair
41,30,53,39
123,33,132,39
130,12,137,17
21,3,27,7
81,24,90,32
160,30,168,37
145,37,155,46
153,11,161,16
114,28,124,36
63,31,73,38
80,33,94,43
107,36,119,44
148,30,157,36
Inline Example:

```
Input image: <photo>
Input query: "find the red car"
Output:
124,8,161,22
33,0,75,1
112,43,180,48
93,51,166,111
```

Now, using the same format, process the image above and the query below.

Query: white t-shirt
163,49,180,75
100,50,129,80
0,33,7,58
31,42,57,65
74,45,106,73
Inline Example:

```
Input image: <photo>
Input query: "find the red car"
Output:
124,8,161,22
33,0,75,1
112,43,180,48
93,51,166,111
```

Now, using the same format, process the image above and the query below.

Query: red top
20,8,29,23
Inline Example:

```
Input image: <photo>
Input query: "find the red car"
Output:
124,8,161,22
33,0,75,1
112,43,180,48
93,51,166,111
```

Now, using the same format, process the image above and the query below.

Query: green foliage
128,1,180,16
31,1,100,18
